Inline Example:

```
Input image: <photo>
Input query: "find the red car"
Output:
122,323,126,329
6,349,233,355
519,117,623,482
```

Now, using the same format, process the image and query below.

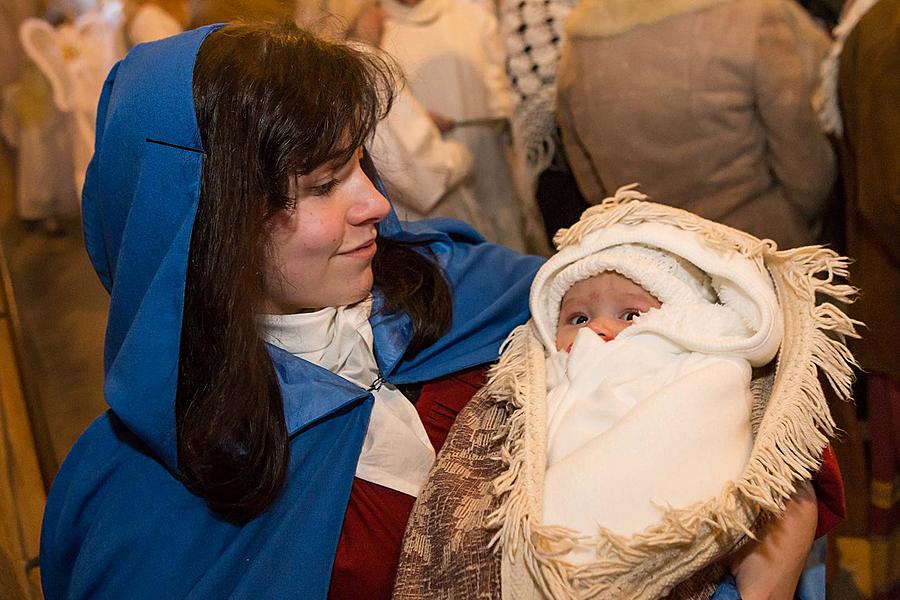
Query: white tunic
371,87,488,228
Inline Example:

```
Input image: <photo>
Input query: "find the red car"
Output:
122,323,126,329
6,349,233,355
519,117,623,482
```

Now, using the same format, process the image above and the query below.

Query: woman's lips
338,239,377,259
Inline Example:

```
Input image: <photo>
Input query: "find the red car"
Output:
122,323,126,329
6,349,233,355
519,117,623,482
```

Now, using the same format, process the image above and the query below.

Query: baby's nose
587,317,625,341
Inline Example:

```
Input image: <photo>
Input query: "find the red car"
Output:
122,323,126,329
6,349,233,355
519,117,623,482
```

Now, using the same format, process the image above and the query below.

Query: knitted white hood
530,207,783,367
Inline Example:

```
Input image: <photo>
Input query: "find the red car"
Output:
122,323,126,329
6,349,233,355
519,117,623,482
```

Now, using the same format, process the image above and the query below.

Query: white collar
260,300,435,496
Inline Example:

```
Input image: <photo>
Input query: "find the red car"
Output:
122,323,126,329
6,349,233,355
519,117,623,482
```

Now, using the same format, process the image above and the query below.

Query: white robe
371,87,488,228
382,0,529,251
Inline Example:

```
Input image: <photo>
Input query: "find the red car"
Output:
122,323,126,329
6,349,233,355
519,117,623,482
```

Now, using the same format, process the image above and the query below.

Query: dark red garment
327,367,487,600
813,444,845,539
327,366,845,598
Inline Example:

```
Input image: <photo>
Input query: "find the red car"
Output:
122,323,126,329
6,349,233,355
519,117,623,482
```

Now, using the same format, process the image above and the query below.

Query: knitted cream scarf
486,186,860,599
501,0,578,189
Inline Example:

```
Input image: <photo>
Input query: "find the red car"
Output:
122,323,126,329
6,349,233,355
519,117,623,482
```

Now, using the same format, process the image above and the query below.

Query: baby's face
556,271,661,352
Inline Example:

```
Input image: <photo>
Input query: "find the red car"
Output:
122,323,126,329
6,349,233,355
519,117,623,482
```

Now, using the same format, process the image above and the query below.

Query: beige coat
557,0,835,248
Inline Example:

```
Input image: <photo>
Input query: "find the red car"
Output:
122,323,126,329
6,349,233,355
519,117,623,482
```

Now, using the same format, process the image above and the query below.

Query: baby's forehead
561,270,653,300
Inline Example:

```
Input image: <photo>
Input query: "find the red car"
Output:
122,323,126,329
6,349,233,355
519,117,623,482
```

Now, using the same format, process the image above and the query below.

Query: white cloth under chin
543,310,754,564
259,300,435,497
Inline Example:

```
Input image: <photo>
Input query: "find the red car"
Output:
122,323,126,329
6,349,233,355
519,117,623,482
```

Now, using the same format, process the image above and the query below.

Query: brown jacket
837,0,900,380
557,0,835,247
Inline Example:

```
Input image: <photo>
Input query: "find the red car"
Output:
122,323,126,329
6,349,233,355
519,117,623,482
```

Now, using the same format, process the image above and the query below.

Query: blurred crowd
0,0,896,597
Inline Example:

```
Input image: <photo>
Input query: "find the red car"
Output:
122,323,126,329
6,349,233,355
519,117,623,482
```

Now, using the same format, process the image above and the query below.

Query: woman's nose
587,317,626,341
348,176,391,225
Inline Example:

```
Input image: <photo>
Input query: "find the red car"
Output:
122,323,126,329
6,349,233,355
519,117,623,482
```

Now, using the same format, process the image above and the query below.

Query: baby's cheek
555,328,573,352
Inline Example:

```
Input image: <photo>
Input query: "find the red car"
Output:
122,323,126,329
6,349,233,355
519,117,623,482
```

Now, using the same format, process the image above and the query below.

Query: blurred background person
378,0,546,253
500,0,588,244
313,0,491,233
1,46,76,234
557,0,836,248
2,0,126,234
369,88,491,229
820,1,899,598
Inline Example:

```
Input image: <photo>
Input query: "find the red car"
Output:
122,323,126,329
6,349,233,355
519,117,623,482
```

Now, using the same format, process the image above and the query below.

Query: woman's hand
427,111,456,134
729,480,818,600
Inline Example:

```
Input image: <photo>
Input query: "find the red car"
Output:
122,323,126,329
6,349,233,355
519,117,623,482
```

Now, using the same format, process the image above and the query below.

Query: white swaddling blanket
543,313,754,564
529,215,785,565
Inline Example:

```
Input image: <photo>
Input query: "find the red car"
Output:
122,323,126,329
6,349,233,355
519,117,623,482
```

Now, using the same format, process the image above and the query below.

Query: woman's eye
309,179,340,197
569,314,589,326
621,310,642,321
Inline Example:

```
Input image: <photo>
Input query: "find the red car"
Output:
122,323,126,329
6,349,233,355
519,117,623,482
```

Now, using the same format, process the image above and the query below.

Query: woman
40,21,829,600
39,22,541,598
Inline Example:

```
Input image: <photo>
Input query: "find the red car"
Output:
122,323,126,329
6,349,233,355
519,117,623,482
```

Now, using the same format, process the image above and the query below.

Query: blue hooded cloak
40,25,542,599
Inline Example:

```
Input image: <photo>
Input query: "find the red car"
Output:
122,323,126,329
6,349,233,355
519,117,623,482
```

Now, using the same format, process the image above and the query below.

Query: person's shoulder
49,412,153,493
54,411,171,479
43,411,207,545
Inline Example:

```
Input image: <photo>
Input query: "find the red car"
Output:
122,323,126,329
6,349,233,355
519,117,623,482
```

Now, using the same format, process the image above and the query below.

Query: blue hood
82,25,222,472
82,25,543,473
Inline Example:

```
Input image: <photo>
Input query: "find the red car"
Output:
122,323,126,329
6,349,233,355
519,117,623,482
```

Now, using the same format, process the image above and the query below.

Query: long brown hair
178,23,452,520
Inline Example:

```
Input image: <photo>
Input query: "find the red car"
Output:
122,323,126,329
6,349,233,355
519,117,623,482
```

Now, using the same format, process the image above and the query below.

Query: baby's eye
620,309,642,322
568,314,589,326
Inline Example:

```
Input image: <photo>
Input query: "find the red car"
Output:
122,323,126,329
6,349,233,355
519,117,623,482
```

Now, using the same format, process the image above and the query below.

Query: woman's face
262,149,391,314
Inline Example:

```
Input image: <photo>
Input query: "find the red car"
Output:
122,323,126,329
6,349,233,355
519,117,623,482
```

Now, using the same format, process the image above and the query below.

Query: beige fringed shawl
393,187,859,600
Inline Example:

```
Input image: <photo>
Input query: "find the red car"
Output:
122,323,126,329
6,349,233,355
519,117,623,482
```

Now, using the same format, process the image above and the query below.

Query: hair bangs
291,43,397,176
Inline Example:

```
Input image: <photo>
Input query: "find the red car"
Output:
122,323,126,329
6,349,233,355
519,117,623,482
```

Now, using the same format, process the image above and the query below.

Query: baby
393,190,855,599
534,241,771,562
